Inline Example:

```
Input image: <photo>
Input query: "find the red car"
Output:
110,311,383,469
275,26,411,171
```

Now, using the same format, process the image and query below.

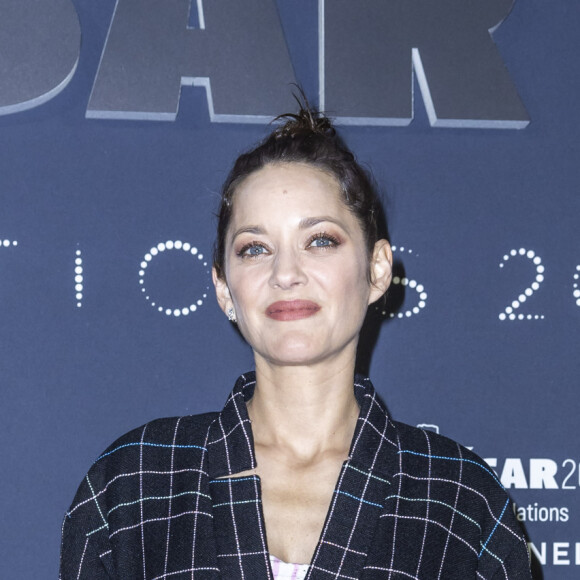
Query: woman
60,107,531,579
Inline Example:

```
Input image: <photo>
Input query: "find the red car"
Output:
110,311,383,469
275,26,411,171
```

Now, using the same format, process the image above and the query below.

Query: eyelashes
306,232,341,249
236,241,269,258
235,231,341,259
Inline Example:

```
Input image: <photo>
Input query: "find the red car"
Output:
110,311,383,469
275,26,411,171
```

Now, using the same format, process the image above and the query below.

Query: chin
269,350,317,366
262,338,323,366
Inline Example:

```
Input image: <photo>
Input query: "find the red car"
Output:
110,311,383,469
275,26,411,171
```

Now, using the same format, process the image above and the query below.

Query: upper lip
266,300,320,315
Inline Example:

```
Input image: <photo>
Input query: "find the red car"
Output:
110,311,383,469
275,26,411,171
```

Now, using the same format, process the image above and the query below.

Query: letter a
87,0,297,121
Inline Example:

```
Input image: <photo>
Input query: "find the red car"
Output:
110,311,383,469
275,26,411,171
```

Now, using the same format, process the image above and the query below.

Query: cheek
325,258,371,303
226,269,262,314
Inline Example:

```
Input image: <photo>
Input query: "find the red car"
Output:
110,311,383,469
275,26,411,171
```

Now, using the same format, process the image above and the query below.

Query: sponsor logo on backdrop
0,0,528,128
485,456,578,566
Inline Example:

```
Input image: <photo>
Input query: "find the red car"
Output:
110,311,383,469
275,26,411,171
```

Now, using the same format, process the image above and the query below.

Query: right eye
238,242,269,257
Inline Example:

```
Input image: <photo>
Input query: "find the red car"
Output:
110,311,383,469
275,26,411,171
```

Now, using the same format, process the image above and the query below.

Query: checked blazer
60,373,531,579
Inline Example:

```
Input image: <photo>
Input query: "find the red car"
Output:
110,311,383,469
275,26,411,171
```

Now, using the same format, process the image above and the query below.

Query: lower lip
266,300,321,321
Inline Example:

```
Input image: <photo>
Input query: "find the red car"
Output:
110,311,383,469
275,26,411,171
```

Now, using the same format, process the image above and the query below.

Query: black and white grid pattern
60,373,531,579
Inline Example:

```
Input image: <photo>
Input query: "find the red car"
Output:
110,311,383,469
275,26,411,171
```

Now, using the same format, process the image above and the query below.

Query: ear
368,239,393,304
212,267,233,314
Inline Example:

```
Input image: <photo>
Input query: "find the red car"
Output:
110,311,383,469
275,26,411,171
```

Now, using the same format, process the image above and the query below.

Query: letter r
321,0,529,128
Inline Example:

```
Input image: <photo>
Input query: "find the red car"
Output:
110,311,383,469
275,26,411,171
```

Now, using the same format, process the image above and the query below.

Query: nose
268,248,307,289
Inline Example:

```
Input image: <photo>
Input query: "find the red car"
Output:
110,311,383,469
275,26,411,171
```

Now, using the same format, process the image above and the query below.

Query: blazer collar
205,373,401,579
349,375,400,476
206,372,400,479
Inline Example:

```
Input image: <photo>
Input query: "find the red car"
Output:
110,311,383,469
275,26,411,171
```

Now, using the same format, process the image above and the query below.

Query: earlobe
212,267,232,314
368,239,393,304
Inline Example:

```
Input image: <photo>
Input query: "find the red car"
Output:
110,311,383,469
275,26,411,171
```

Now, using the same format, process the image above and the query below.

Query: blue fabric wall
0,1,578,577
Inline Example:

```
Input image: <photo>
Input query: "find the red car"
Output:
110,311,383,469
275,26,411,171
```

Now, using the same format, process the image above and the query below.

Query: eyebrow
298,216,347,230
230,216,348,242
230,225,266,241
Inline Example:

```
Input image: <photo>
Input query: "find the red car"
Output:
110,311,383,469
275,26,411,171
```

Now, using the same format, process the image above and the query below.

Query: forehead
230,163,352,226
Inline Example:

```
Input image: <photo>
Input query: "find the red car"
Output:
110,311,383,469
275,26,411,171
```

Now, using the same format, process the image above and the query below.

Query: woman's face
213,162,391,369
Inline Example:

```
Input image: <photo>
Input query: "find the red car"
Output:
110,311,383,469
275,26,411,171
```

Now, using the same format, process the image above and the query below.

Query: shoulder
393,420,494,476
392,419,504,497
100,412,219,456
67,412,218,512
98,412,217,469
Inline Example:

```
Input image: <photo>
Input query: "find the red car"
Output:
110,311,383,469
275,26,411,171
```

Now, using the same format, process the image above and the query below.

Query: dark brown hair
213,104,384,280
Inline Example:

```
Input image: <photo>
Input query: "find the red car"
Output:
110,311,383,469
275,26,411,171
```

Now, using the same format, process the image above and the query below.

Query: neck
248,358,360,461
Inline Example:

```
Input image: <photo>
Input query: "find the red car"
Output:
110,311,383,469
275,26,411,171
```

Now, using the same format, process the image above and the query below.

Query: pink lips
266,300,321,321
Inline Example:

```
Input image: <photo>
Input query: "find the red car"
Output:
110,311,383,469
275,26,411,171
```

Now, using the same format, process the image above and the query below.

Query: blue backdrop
0,1,578,577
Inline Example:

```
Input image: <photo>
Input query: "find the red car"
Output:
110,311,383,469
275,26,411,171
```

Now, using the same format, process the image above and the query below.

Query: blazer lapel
307,377,398,580
207,373,273,580
206,374,398,580
209,475,272,579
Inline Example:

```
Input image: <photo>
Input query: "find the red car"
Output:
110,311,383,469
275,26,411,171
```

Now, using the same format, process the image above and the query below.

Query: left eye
308,234,339,248
310,237,332,247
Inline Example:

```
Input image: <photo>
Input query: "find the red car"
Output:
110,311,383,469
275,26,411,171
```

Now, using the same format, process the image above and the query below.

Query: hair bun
273,98,335,140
